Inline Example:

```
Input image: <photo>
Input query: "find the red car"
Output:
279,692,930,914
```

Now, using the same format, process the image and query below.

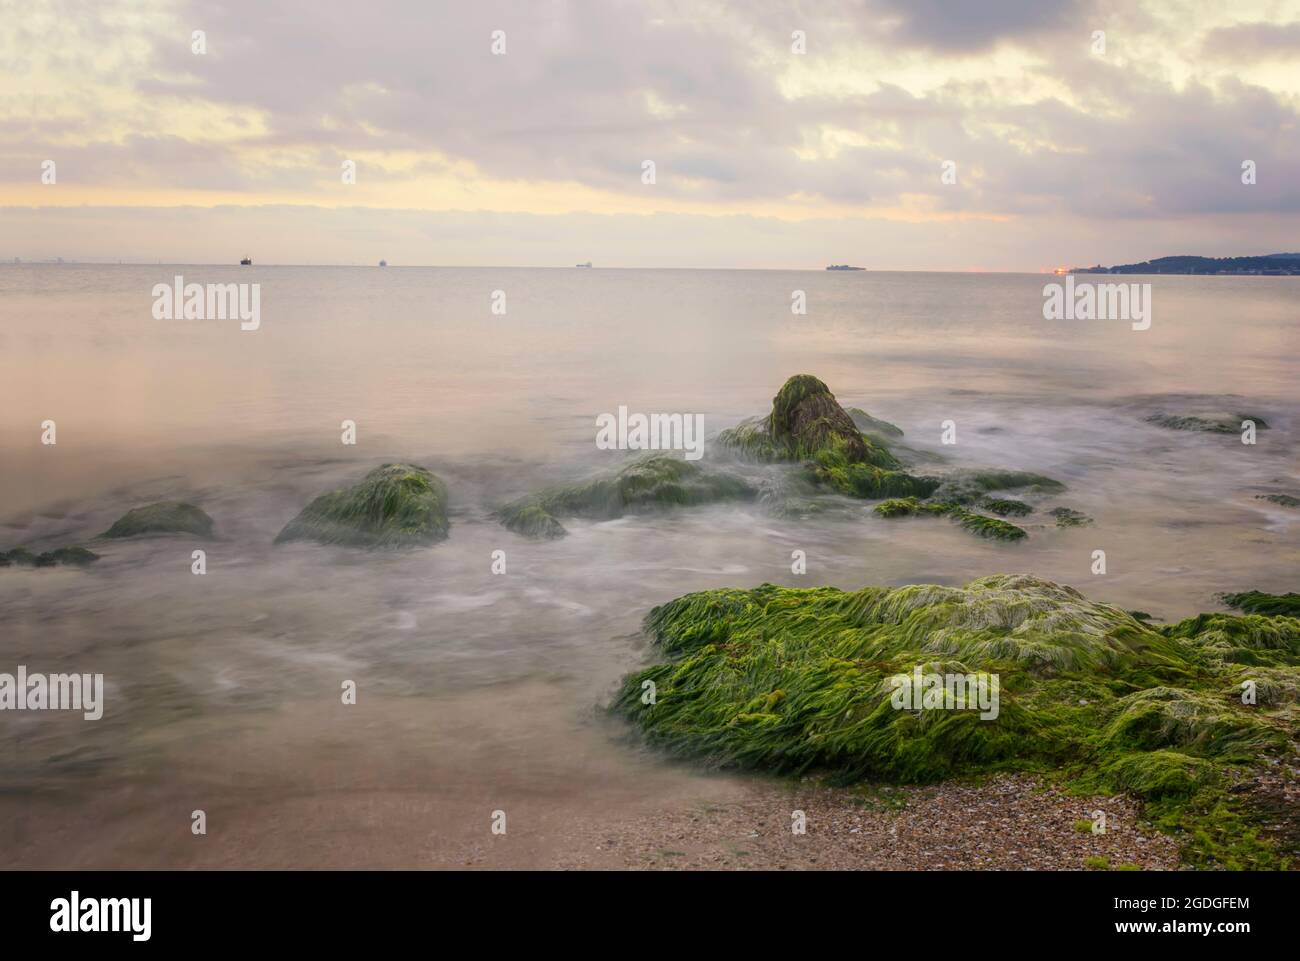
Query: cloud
867,0,1090,52
2,0,1299,266
1202,21,1300,59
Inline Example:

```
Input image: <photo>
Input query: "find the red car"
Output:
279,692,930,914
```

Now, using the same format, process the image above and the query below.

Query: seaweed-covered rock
1220,591,1300,618
613,573,1299,866
928,469,1065,505
981,497,1033,517
1050,507,1093,528
497,455,754,539
718,376,901,470
0,545,99,568
771,374,874,461
1159,612,1300,672
718,375,944,502
807,449,938,499
103,501,214,539
1102,687,1276,758
874,498,1027,541
497,502,568,540
1256,493,1300,509
718,376,1066,540
48,546,100,566
275,463,449,548
0,547,36,566
1147,411,1269,433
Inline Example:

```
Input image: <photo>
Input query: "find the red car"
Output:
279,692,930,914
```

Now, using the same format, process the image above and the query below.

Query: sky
2,0,1299,270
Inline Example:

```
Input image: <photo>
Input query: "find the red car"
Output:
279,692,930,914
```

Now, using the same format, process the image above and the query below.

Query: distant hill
1072,254,1300,275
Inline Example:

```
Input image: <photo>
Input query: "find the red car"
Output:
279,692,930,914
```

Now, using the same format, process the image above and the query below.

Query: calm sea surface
1,266,1296,866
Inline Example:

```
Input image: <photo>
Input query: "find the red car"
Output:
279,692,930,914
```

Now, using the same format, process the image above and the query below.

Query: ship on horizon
240,257,252,266
826,264,864,271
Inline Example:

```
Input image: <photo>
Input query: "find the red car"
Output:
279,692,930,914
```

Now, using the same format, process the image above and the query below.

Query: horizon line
0,261,1110,274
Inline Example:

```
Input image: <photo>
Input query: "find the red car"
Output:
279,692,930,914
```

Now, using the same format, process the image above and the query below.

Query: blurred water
0,266,1296,866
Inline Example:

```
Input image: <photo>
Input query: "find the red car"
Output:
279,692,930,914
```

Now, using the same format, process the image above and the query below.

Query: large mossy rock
718,376,1068,537
718,375,936,499
103,501,214,539
770,374,877,463
275,463,449,548
498,454,754,539
613,574,1299,866
719,375,900,468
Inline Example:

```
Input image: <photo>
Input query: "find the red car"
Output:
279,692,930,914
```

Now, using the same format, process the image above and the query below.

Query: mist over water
1,266,1296,866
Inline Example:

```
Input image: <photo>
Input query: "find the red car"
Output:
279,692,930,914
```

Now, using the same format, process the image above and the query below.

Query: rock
1146,411,1269,433
718,376,1067,539
980,497,1033,517
275,463,449,548
103,501,214,539
0,545,99,568
771,375,874,462
927,470,1065,505
1256,493,1300,509
1049,507,1093,528
48,546,100,566
1219,591,1300,618
612,574,1297,867
719,375,939,500
497,502,568,539
497,455,754,539
874,498,1028,540
718,376,900,468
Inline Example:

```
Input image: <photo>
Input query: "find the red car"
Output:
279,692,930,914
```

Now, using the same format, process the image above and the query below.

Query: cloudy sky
3,0,1299,269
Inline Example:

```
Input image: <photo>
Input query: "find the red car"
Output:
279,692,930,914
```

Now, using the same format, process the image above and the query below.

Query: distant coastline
1071,253,1300,275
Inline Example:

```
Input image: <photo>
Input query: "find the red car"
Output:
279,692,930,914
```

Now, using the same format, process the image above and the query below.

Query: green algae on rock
980,497,1033,517
874,470,1064,540
46,546,100,566
497,502,568,540
716,377,1066,535
275,463,449,548
873,498,1028,541
103,501,214,539
0,545,99,568
497,454,755,539
717,375,944,502
613,574,1299,867
1050,507,1093,528
1256,493,1300,509
718,375,902,469
927,469,1065,505
1220,591,1300,618
1159,610,1300,666
1146,411,1269,433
